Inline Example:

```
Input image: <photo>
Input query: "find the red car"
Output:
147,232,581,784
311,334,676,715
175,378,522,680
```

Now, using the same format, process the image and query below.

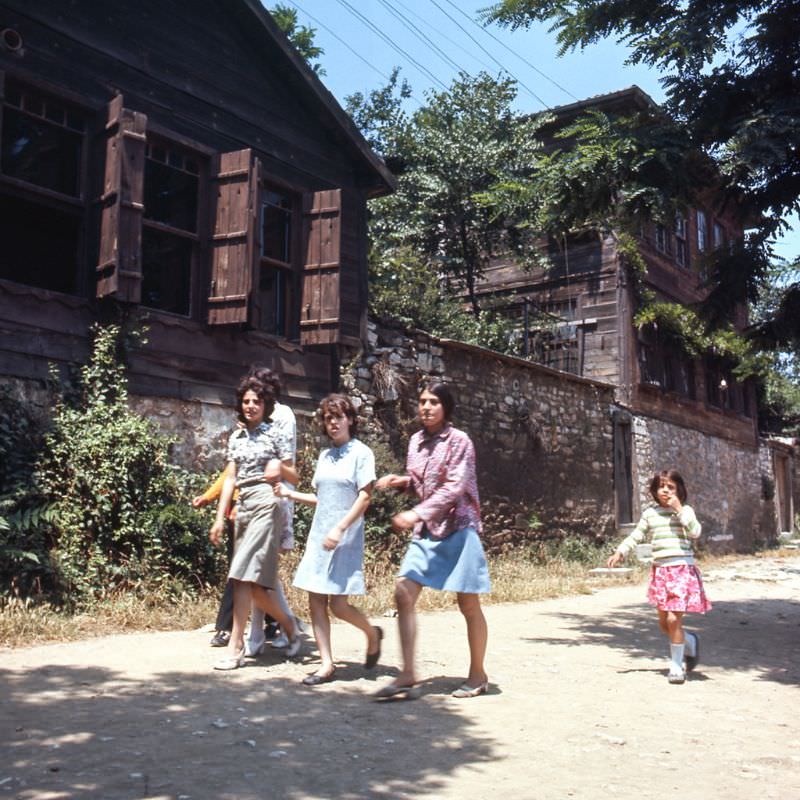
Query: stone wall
631,414,778,551
343,322,619,547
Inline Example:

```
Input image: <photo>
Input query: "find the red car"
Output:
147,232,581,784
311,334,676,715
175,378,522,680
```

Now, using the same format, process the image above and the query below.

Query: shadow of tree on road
0,661,495,799
524,597,800,687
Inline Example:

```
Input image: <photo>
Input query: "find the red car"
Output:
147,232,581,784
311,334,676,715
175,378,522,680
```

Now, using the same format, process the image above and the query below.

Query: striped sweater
617,505,702,565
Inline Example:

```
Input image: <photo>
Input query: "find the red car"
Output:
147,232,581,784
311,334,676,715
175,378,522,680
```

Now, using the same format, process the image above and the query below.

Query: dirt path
2,556,799,800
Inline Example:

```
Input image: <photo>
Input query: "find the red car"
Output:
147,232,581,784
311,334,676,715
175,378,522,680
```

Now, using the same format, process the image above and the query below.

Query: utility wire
332,0,450,91
392,0,499,74
441,0,579,101
285,0,393,84
375,0,467,76
427,0,548,108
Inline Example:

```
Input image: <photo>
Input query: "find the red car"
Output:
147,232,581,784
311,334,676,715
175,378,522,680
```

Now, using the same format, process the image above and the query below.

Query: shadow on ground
525,597,800,687
0,657,494,799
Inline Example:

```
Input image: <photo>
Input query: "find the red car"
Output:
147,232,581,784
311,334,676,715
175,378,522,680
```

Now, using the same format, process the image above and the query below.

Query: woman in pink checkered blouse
373,383,491,701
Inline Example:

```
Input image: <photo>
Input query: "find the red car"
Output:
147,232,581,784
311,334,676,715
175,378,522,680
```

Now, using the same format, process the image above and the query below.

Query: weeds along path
1,554,799,800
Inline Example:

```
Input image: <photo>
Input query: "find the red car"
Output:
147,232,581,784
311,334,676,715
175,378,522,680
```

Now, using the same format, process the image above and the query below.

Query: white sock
670,643,685,672
684,632,696,657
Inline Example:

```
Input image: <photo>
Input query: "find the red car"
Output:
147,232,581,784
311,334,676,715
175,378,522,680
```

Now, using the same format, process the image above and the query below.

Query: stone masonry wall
342,322,619,549
631,414,778,551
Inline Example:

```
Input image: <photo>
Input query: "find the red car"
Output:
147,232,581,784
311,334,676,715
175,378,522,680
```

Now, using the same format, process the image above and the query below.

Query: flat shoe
213,649,245,671
364,626,383,669
685,633,700,672
209,630,230,648
372,682,420,701
451,681,488,698
302,668,336,686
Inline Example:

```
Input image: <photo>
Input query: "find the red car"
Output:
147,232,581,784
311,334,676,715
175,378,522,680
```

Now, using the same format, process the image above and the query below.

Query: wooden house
0,0,394,458
472,87,760,521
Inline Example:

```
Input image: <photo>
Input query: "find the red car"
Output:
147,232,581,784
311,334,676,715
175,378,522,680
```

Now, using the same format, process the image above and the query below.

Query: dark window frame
140,134,207,319
0,75,92,296
257,182,301,339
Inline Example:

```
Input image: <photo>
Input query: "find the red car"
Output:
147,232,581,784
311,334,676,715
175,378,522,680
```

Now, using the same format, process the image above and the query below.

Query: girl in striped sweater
607,469,711,684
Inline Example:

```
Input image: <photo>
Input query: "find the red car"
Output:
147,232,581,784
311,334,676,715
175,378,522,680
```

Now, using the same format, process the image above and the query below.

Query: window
712,221,725,249
141,139,200,316
655,223,670,255
638,327,695,399
258,187,295,336
0,80,87,294
696,209,708,252
674,215,688,268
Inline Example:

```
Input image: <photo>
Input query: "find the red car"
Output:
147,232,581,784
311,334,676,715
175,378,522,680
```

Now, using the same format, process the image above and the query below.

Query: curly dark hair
316,393,359,438
235,375,276,424
248,364,281,399
649,470,688,503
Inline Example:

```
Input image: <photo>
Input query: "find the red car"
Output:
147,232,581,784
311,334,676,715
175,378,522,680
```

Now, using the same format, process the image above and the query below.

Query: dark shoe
372,682,420,701
364,626,383,669
685,633,700,672
302,667,336,686
264,622,279,641
209,630,230,648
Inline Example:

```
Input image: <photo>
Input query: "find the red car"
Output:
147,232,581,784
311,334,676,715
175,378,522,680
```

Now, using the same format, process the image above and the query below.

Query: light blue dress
293,439,376,595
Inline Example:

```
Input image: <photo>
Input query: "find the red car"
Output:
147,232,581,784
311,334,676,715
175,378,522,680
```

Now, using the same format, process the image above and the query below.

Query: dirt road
2,556,799,800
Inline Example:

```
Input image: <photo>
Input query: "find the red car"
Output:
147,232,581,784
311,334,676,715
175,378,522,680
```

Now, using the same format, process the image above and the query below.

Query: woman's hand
392,510,420,532
376,474,408,491
323,526,344,551
607,551,624,568
191,495,209,508
209,520,225,547
273,483,289,499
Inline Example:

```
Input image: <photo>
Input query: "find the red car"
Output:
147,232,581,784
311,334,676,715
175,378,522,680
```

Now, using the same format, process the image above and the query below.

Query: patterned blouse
227,421,292,488
406,423,482,540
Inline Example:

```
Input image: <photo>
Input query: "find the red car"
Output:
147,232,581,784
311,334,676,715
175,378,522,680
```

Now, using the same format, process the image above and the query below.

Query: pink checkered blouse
405,424,482,540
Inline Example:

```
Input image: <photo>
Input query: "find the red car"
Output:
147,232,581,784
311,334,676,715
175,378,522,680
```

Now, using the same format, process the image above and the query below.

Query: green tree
270,3,325,75
483,0,800,341
348,71,544,319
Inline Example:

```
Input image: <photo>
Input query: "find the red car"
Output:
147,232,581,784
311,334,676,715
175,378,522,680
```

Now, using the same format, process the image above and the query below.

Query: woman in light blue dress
279,394,382,685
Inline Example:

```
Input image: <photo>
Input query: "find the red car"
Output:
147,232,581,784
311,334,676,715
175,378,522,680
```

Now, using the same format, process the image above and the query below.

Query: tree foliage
347,70,544,320
483,0,800,341
270,3,325,75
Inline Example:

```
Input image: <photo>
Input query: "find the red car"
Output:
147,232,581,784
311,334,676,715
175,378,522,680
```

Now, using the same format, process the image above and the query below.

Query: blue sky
275,0,798,261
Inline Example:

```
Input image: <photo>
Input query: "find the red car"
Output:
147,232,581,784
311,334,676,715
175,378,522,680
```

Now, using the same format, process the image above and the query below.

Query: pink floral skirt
647,563,712,613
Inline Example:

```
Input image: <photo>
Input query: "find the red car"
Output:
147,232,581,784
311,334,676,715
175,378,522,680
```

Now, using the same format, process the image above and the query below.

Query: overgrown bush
0,386,56,596
1,324,225,606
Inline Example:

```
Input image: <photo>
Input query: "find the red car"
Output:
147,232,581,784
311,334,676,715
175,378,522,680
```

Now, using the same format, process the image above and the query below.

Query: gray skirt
228,483,280,589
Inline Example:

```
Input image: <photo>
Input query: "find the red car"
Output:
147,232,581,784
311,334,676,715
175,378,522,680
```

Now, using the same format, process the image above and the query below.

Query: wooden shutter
300,188,362,346
207,149,259,325
96,95,146,301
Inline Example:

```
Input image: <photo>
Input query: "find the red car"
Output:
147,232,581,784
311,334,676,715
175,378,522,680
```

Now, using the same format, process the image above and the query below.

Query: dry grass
3,547,798,651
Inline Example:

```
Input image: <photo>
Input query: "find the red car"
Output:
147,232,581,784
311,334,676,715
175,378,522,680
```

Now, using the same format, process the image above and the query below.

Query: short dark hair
248,365,281,399
419,382,455,421
235,375,275,424
649,470,688,503
317,393,358,437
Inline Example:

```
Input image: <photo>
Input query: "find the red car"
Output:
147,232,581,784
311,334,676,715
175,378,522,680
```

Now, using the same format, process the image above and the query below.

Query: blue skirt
398,526,491,594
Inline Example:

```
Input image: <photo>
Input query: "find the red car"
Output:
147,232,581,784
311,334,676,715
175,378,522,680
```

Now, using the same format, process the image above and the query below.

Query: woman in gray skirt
209,374,300,670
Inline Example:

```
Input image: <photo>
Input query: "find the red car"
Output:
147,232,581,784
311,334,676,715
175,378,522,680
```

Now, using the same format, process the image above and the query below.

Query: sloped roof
236,0,396,197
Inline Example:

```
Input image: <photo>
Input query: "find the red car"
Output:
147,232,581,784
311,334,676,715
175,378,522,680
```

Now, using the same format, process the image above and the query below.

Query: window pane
144,158,198,232
142,228,192,315
258,266,288,335
696,210,707,251
261,190,292,263
0,194,79,293
1,107,82,196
